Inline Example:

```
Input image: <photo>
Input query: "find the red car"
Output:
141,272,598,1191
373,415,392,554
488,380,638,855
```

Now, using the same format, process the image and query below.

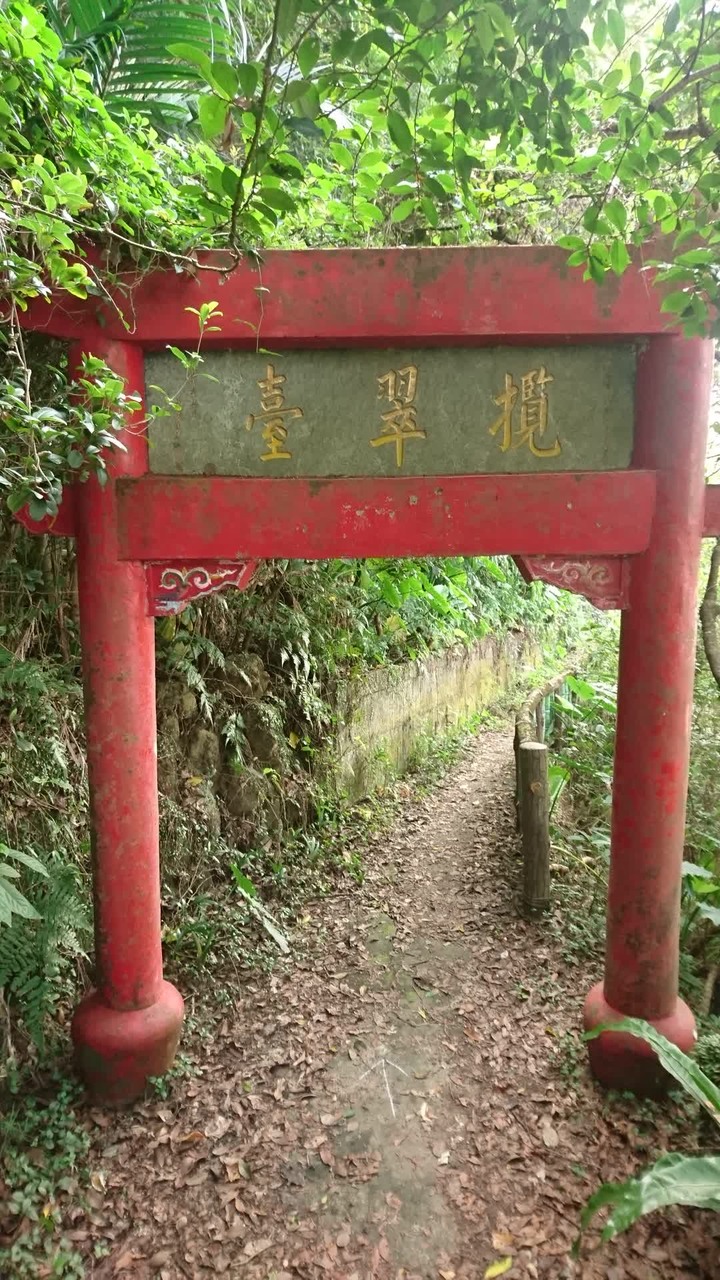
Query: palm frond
42,0,249,118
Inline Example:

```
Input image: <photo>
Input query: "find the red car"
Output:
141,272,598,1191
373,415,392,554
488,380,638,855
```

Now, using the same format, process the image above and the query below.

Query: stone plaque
145,345,635,477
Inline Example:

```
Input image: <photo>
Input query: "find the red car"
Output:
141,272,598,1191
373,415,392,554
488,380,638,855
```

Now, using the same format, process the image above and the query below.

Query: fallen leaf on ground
112,1253,140,1274
242,1238,272,1259
484,1260,513,1279
541,1121,559,1148
492,1229,513,1250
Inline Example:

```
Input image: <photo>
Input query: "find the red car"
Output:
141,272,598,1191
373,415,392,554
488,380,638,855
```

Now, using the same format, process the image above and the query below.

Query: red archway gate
21,247,719,1102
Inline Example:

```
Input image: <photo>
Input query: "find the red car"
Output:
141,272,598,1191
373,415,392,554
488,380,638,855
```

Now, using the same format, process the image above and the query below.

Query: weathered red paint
70,337,183,1103
117,472,657,562
19,476,720,546
16,248,716,1102
584,335,714,1091
705,485,720,537
23,246,677,349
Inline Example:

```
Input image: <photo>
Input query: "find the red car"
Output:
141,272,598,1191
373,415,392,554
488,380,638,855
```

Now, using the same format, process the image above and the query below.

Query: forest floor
76,728,720,1280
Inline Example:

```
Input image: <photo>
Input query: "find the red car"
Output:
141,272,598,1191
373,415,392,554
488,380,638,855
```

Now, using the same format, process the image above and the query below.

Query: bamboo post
513,721,521,831
519,741,550,917
535,699,545,742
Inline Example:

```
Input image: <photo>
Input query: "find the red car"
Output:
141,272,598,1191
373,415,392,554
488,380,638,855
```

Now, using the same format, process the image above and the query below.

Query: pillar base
583,981,696,1097
72,981,184,1105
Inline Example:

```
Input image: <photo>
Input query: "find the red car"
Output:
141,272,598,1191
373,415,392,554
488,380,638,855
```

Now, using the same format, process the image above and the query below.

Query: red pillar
70,337,183,1104
584,335,714,1093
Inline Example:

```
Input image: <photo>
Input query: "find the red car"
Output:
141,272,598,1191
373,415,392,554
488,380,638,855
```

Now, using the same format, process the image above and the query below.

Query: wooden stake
519,741,550,917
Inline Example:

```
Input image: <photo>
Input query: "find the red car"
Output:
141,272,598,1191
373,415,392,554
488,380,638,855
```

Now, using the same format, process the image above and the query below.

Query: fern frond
0,865,90,1048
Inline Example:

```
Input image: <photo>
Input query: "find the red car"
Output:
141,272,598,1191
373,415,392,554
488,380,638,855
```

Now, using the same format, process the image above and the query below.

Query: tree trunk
700,537,720,691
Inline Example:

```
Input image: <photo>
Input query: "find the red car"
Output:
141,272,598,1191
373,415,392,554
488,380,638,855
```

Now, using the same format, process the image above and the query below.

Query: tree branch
650,60,720,112
229,0,283,246
665,121,712,140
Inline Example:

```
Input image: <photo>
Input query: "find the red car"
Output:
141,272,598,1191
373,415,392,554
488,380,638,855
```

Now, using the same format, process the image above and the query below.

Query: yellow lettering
488,366,560,458
243,364,303,462
372,364,426,468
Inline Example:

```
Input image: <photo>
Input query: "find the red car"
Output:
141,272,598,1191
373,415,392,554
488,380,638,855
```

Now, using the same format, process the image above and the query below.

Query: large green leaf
585,1017,720,1122
0,878,41,927
579,1154,720,1244
230,864,290,954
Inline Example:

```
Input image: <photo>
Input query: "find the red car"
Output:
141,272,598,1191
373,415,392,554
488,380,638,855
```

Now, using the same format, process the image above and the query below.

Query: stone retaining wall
331,632,535,801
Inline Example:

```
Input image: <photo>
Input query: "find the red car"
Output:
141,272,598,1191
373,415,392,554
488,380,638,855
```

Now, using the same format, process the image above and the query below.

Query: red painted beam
23,246,675,348
705,485,720,537
117,471,657,562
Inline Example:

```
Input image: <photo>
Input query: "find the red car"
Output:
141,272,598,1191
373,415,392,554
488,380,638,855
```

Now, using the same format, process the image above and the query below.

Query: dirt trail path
83,730,719,1280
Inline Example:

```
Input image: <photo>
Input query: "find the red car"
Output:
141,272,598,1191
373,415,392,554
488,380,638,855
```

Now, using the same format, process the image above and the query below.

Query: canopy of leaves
1,0,719,512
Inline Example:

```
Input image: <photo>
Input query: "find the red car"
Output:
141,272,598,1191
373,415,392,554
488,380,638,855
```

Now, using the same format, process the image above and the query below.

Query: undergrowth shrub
0,1074,89,1279
550,610,720,1005
0,642,90,1056
0,863,90,1050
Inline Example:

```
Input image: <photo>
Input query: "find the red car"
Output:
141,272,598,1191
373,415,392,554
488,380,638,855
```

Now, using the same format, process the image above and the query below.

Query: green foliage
580,1151,720,1245
148,1050,200,1100
578,1018,720,1248
1,0,719,507
697,1031,720,1084
41,0,247,124
229,863,290,953
0,842,47,926
550,629,720,991
0,642,90,1047
0,0,238,512
589,1017,720,1119
547,673,616,963
164,0,719,329
1,353,139,520
0,1074,89,1279
230,554,576,680
0,863,90,1048
156,556,588,803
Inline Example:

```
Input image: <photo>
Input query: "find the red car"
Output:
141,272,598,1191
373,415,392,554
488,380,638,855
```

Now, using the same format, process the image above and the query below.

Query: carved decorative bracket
146,561,258,616
514,555,630,611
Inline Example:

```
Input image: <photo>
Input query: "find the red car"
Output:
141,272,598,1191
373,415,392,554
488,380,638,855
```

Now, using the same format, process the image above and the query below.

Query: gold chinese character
259,416,293,462
488,366,560,458
244,363,303,463
488,372,518,453
257,366,287,413
371,364,426,468
378,366,418,405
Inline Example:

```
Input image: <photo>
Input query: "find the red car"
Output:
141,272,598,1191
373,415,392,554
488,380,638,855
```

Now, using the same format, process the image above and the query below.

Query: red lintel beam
23,246,676,348
705,485,720,537
117,471,657,562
